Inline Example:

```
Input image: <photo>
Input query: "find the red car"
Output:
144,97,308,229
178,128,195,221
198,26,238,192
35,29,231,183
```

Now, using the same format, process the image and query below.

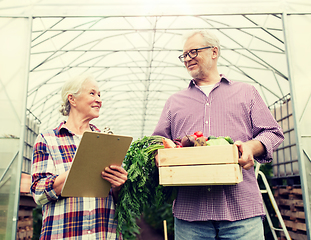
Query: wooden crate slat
17,218,32,229
18,209,33,218
280,209,305,220
273,186,307,240
290,187,303,196
276,198,304,208
283,219,306,232
281,230,308,240
17,203,36,240
158,145,238,166
276,187,302,196
159,164,243,186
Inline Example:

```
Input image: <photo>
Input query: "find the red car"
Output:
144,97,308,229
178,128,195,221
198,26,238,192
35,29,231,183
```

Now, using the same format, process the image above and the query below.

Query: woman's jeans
175,216,264,240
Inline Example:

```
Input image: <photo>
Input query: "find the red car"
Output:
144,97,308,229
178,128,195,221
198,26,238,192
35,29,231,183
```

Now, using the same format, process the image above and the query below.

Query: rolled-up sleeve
251,87,284,163
31,134,60,206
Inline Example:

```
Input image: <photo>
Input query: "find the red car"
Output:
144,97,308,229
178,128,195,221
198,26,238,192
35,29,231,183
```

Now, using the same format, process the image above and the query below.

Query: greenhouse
0,0,311,239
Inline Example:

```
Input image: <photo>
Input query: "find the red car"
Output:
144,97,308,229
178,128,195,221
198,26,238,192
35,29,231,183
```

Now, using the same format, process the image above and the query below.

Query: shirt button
208,188,211,191
206,102,209,106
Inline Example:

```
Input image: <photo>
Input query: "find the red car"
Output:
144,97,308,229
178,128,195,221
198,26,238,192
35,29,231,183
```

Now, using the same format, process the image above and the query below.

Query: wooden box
158,145,243,186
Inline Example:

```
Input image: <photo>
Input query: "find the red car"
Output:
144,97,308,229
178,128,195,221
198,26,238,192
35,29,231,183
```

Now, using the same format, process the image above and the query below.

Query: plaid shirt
153,75,284,222
31,122,122,240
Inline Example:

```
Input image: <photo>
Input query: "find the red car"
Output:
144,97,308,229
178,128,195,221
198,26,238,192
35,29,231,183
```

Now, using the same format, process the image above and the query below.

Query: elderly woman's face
74,79,102,120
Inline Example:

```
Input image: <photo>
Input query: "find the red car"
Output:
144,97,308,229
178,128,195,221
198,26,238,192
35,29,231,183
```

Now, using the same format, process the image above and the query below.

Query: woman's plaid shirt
31,122,122,240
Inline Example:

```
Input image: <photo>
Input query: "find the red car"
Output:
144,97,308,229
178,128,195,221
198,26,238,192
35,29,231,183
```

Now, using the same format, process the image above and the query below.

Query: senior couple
31,30,284,240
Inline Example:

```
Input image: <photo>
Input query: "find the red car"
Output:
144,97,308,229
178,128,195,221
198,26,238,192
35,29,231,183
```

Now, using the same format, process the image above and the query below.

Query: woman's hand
53,170,69,196
101,165,128,200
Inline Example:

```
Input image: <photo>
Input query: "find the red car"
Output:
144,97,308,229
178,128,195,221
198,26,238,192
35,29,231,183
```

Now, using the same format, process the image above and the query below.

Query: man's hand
155,152,159,167
234,140,265,170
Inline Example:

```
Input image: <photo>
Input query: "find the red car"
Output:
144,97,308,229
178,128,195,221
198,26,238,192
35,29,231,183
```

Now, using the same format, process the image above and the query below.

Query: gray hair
183,30,221,58
59,73,96,116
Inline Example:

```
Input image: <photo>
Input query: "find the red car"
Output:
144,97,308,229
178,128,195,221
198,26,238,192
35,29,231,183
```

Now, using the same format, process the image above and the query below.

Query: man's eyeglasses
178,46,214,63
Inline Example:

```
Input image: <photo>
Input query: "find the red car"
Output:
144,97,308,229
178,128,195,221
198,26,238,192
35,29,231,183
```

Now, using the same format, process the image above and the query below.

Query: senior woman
31,73,127,239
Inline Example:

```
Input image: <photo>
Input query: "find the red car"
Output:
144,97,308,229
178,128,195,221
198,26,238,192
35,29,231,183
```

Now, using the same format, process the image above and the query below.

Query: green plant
142,202,174,240
32,205,42,240
115,136,177,239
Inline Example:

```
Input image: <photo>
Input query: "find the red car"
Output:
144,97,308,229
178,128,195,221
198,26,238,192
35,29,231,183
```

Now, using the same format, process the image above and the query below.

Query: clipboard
61,131,133,198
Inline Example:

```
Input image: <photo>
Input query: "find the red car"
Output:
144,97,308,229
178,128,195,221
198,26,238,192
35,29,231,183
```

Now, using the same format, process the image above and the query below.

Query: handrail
256,163,292,240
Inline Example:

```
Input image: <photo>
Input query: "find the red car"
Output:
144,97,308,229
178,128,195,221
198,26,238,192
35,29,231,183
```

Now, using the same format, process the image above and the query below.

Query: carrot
162,137,176,148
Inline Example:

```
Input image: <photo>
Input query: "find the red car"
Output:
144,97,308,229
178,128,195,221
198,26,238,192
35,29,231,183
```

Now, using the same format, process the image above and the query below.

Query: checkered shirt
153,75,284,222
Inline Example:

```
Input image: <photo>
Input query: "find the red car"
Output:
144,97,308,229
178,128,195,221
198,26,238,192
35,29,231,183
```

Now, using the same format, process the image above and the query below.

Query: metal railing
255,163,291,240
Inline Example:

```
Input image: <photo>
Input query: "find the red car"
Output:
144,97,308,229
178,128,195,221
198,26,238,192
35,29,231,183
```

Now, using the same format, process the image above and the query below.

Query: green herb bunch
115,135,177,239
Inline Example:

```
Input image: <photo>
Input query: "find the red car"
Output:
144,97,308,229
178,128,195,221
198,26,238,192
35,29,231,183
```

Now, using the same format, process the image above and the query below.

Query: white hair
59,73,96,116
182,30,221,58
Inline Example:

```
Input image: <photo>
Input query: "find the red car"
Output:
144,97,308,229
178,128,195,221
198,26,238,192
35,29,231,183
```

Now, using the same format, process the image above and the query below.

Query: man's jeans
175,216,265,240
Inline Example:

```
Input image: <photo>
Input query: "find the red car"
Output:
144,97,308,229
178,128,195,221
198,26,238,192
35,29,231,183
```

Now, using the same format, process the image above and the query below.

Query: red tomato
194,131,203,137
190,134,198,140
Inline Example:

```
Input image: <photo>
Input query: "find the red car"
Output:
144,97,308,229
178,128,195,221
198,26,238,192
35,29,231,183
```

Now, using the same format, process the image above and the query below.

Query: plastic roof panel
23,14,291,139
2,1,310,140
2,3,311,239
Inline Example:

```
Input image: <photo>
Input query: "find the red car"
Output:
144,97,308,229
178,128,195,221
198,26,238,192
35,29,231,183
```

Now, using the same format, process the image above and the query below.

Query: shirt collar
189,74,232,88
219,74,232,84
55,121,69,135
55,121,100,135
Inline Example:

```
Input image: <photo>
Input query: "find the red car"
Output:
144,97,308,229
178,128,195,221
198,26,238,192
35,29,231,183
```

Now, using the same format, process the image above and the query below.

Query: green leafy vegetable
206,136,234,146
206,138,230,146
224,136,234,144
115,136,177,239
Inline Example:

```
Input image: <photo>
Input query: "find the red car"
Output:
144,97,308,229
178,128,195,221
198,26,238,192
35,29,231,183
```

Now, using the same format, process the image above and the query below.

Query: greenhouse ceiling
1,0,311,140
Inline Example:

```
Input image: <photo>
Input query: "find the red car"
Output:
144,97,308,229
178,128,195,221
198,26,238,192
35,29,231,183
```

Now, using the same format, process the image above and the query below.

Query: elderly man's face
183,34,214,80
74,79,102,120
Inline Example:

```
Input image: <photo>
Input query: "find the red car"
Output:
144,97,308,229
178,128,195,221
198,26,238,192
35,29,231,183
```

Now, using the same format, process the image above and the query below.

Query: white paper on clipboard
61,131,133,198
